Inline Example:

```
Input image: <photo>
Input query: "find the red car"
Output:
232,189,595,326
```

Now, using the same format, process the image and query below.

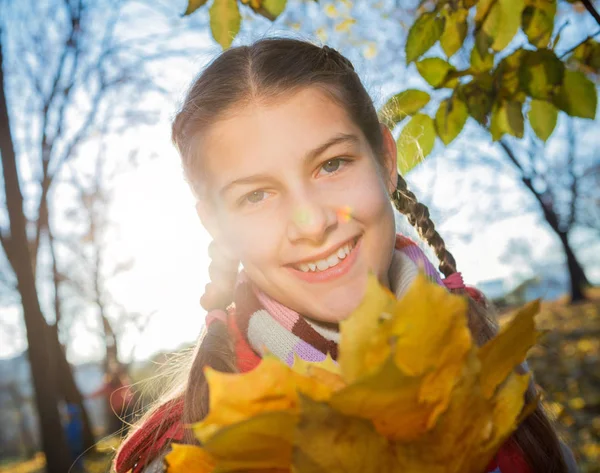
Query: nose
287,191,338,245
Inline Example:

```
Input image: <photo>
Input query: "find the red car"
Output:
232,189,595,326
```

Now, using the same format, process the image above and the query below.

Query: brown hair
119,38,568,472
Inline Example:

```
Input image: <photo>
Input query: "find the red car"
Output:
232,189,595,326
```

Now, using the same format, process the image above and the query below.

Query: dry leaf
195,356,333,443
165,444,216,473
337,275,398,383
294,396,394,473
203,412,296,472
478,300,540,398
167,273,541,473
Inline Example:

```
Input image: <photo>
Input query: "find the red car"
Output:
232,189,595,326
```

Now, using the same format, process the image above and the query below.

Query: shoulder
138,450,168,473
114,398,184,473
560,441,579,473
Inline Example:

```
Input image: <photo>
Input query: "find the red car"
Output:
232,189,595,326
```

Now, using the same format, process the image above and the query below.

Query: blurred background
0,0,598,472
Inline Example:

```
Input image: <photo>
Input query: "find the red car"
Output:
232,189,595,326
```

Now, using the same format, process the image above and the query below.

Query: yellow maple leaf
167,273,541,473
337,274,398,383
203,412,296,472
330,357,437,441
336,274,473,437
294,396,396,473
165,444,215,473
478,300,541,398
292,353,346,392
194,356,333,443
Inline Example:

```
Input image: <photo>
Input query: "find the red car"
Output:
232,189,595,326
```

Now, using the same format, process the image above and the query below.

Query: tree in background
1,36,72,472
0,0,173,469
57,141,155,431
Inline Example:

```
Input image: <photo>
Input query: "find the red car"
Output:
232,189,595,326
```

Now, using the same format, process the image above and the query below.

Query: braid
182,320,237,443
391,174,457,278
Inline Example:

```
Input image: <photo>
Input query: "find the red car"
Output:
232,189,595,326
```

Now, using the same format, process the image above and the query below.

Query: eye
245,190,267,204
319,158,345,175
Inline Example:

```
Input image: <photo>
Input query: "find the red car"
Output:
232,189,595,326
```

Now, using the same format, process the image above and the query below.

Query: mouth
287,236,361,283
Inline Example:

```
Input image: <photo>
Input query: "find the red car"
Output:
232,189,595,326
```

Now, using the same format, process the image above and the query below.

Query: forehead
200,87,365,190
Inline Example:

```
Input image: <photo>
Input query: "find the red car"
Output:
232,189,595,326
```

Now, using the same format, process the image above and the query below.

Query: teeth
316,260,329,271
297,240,356,273
327,254,339,267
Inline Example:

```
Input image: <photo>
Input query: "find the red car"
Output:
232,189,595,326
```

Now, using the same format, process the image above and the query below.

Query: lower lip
288,238,361,283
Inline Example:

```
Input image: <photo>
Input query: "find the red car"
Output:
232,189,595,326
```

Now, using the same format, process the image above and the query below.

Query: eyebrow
304,133,360,164
220,133,361,197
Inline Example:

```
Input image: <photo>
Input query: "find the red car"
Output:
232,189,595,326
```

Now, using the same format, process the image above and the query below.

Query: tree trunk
1,42,72,473
48,325,97,451
557,231,589,303
48,223,97,451
531,194,589,303
499,141,591,302
5,383,36,459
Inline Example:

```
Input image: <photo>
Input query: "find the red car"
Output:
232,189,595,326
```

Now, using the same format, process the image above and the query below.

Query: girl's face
198,87,397,322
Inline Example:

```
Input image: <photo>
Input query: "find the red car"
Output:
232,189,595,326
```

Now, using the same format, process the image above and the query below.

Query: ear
380,124,398,195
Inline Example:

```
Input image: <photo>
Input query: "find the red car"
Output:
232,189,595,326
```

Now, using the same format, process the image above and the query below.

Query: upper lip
287,236,358,266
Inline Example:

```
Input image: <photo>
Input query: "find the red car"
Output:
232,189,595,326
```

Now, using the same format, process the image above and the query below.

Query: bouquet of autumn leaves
166,274,541,473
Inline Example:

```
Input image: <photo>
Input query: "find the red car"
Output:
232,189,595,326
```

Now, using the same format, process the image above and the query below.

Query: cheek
218,208,285,267
345,167,392,224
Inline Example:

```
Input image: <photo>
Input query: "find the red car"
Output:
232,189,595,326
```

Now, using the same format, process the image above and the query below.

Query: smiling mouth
291,237,358,273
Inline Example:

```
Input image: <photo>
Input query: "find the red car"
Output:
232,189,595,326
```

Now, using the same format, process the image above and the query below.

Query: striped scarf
116,234,535,473
228,234,443,370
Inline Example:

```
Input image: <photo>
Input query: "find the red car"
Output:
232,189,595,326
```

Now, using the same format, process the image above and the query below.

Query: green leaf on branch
475,29,494,58
528,100,558,141
477,0,525,52
522,2,556,48
475,0,496,23
416,58,455,88
263,0,287,17
480,2,500,45
256,0,287,20
491,0,526,51
571,39,600,74
397,114,436,174
406,13,445,64
495,49,526,100
184,0,209,15
435,95,469,145
441,8,468,58
380,89,430,127
470,45,494,73
462,77,495,124
518,49,564,100
553,70,598,119
210,0,242,49
490,101,524,140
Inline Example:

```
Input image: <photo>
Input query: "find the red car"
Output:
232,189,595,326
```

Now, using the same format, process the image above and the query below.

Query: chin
309,287,366,323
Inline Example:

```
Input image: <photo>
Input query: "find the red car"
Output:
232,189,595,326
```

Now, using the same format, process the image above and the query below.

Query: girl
115,39,576,473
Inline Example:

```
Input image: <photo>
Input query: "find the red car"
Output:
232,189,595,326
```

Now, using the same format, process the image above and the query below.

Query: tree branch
566,124,577,231
498,140,562,233
581,0,600,27
559,28,600,59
